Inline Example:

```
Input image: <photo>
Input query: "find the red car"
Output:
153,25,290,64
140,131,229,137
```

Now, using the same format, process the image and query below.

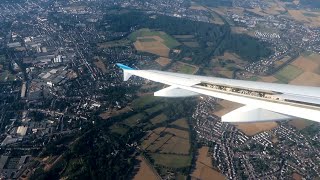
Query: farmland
129,28,180,49
234,122,278,136
97,39,130,48
191,147,225,180
133,156,160,180
150,154,191,168
289,119,314,130
274,64,304,83
131,95,160,109
155,57,171,67
170,61,199,74
142,125,191,155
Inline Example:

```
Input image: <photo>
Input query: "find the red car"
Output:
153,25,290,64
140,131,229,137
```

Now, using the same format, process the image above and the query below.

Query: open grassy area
274,64,304,83
123,113,145,127
170,62,198,74
289,119,314,130
160,136,190,155
133,156,160,180
151,154,191,168
234,122,278,136
147,134,173,152
0,70,13,82
109,124,128,135
191,147,226,180
145,104,165,114
131,95,160,109
170,118,189,129
129,28,180,48
97,39,130,48
139,38,157,42
179,64,196,74
93,58,108,73
0,55,5,62
247,76,261,81
150,114,168,125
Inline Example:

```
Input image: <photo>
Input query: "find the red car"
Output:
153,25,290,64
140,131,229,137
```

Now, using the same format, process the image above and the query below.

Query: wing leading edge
117,63,320,123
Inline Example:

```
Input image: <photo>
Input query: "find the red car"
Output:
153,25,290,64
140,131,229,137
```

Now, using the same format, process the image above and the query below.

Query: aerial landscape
0,0,320,179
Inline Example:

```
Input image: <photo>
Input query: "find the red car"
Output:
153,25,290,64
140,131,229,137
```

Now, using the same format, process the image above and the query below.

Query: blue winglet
116,63,135,70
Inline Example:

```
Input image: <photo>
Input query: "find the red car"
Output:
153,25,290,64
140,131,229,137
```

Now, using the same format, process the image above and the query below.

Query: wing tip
116,63,135,70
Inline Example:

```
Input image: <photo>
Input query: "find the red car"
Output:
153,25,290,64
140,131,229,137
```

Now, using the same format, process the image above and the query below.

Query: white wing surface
117,63,320,123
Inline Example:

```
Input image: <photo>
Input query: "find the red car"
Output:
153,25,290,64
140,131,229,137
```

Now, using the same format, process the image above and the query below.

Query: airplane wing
117,63,320,123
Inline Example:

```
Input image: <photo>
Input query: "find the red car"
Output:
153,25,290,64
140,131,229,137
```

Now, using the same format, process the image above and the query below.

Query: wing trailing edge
221,105,293,123
154,86,200,97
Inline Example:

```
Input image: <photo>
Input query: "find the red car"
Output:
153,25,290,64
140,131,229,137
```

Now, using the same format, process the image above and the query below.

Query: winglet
116,63,134,81
116,63,135,70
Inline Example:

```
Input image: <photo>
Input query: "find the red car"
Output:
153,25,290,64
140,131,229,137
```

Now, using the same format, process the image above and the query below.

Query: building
16,126,28,136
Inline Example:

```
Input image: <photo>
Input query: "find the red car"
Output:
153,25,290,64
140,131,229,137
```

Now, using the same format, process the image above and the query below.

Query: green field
151,154,191,168
131,95,160,109
110,124,128,135
274,64,303,83
128,28,180,48
0,55,5,63
247,76,261,81
145,104,165,114
139,38,157,42
97,39,130,48
123,113,145,127
183,41,200,48
0,70,15,82
173,35,194,39
178,64,197,74
150,114,168,125
303,12,319,17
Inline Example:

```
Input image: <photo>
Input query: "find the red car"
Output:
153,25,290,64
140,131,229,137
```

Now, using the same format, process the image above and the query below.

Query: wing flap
154,86,199,97
221,105,293,123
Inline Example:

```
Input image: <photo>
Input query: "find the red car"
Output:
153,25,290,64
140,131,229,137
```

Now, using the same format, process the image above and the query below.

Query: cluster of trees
300,0,320,8
193,0,232,7
103,11,273,65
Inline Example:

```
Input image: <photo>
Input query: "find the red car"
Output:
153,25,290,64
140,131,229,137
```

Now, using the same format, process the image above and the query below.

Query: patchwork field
191,147,225,180
234,122,278,136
